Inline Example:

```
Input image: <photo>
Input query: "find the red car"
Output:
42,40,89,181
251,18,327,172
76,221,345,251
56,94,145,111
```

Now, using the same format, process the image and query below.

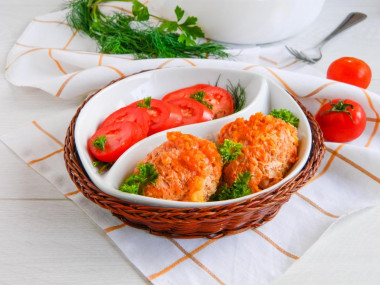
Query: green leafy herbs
66,0,228,59
190,91,213,110
119,163,158,195
217,139,243,164
158,6,204,46
92,160,114,173
227,81,246,113
137,96,152,108
92,135,107,151
210,172,251,201
269,109,300,128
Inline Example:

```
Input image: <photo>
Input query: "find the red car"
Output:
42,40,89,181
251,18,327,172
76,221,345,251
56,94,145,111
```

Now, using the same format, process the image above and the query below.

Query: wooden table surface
1,0,379,284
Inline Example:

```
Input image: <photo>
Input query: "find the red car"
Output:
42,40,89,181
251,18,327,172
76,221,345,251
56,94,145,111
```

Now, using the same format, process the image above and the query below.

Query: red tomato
167,98,213,125
162,84,234,119
99,105,150,136
315,99,366,142
130,99,183,135
327,57,372,89
88,121,146,162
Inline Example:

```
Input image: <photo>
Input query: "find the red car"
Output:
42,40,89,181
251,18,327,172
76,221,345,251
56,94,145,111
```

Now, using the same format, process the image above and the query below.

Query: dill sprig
65,0,228,59
227,81,246,113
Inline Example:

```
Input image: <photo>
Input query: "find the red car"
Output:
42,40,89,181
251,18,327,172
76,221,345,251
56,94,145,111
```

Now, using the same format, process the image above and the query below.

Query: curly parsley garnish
137,97,152,109
92,135,107,151
269,109,300,128
217,139,243,164
210,172,251,201
190,91,213,110
119,163,158,195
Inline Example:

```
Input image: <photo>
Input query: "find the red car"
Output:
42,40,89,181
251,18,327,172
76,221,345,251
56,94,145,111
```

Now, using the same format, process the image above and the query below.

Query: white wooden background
1,0,379,284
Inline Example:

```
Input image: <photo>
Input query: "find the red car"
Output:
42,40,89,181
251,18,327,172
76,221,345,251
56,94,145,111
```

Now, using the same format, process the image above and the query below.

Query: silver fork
285,12,367,64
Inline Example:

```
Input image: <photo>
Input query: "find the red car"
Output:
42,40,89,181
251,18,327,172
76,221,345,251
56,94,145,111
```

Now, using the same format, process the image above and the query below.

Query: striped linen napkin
3,3,380,285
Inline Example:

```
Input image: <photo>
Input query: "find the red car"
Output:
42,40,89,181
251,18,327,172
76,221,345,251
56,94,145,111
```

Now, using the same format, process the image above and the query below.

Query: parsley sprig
210,172,251,201
269,109,300,128
93,135,107,151
92,160,113,173
66,0,228,59
119,163,158,195
217,139,243,164
190,91,213,110
137,97,152,109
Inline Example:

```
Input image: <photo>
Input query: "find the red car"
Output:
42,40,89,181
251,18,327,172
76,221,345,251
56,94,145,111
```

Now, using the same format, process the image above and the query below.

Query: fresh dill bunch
65,0,229,59
210,172,252,201
269,109,300,127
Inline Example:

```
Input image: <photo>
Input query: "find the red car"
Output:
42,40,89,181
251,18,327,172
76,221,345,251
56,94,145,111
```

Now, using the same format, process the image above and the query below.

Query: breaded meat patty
140,132,223,202
218,113,298,193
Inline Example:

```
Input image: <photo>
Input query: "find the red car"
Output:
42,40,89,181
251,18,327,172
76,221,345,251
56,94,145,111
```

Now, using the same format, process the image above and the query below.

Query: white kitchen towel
2,2,380,285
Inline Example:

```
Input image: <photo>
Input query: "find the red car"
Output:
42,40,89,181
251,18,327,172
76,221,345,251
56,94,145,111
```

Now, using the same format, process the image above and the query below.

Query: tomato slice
162,84,234,119
129,99,183,135
166,98,213,125
88,121,146,162
99,105,150,136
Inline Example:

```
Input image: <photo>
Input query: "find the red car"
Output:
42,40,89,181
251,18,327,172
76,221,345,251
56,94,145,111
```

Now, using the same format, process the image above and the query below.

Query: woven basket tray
64,76,325,239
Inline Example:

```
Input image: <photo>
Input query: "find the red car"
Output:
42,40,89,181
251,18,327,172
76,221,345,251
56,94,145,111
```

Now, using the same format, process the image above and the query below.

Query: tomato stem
322,100,354,121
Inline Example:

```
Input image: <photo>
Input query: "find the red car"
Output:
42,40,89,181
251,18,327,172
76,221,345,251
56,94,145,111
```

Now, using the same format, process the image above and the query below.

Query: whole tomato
315,99,366,142
327,57,372,89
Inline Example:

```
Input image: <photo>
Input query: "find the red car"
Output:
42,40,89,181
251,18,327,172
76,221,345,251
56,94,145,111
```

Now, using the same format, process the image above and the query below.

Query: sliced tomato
166,98,213,125
162,84,234,119
129,98,183,135
99,105,150,136
88,121,146,162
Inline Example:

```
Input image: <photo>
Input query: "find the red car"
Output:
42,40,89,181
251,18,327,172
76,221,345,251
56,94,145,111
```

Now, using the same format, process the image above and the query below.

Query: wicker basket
64,76,325,239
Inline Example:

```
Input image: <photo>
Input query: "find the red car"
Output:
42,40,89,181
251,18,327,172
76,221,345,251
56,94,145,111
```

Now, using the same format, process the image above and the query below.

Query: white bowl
74,67,312,208
149,0,325,45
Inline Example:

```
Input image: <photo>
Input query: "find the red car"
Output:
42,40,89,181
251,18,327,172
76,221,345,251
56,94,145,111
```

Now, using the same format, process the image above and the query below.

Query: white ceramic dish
75,67,311,208
149,0,325,45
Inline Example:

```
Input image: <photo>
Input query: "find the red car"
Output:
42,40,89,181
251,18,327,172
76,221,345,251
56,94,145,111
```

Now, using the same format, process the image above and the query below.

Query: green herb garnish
137,96,152,109
217,139,243,164
93,135,107,151
227,81,246,113
269,109,300,127
190,91,213,110
119,163,158,195
66,0,228,59
92,160,114,173
210,172,251,201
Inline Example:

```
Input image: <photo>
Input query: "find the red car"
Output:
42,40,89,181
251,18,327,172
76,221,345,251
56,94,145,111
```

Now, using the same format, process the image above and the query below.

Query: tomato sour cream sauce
87,84,234,163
